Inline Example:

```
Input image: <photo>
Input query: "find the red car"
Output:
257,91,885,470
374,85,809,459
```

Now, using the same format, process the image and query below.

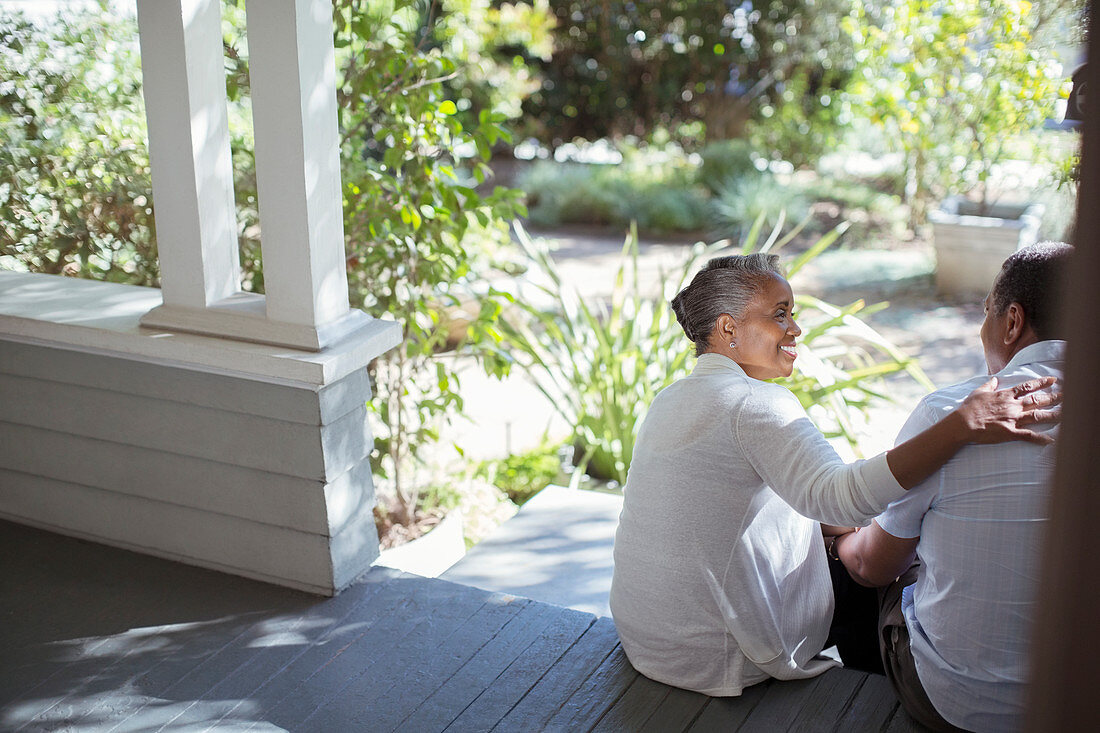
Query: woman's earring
729,340,737,349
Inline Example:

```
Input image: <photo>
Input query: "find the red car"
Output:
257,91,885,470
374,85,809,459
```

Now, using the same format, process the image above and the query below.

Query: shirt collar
693,351,749,378
999,340,1065,374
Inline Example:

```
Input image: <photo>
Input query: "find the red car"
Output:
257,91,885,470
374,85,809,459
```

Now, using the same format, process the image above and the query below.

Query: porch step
0,519,920,732
441,484,623,617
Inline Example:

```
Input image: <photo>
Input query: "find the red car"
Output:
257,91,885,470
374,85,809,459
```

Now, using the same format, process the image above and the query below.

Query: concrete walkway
441,485,623,617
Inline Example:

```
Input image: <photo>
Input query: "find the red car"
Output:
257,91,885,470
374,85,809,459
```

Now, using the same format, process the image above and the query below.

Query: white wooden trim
246,0,351,329
135,0,241,308
0,271,401,387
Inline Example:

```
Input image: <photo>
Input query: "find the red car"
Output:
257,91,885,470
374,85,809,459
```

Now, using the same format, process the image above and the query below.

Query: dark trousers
878,565,969,732
826,554,885,675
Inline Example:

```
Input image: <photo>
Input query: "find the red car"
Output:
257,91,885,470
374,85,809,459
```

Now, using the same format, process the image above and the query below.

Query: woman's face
732,273,801,380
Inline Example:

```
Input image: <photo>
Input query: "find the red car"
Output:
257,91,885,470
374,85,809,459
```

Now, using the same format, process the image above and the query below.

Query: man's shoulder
916,350,1063,416
915,375,990,415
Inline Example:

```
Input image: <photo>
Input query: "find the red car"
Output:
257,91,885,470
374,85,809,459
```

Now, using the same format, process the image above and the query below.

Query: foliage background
0,0,1082,537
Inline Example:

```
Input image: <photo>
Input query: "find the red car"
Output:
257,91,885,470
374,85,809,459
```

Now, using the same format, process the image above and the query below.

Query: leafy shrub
623,184,711,233
518,158,709,233
0,9,158,283
476,441,566,505
799,176,908,240
499,218,932,485
709,174,810,241
519,162,616,227
697,139,760,195
330,0,529,526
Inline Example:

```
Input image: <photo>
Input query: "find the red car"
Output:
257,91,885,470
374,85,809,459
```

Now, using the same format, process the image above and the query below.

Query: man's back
878,340,1063,731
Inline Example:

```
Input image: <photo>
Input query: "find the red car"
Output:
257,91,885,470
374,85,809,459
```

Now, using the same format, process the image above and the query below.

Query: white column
135,0,240,308
246,0,352,329
135,0,374,351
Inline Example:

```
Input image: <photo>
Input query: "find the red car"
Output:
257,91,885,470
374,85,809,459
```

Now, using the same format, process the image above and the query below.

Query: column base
140,292,378,351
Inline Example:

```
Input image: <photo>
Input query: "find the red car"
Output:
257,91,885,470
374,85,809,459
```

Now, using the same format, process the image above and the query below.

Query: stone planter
930,196,1044,298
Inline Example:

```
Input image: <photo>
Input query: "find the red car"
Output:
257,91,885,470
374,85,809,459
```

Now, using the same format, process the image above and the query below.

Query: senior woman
608,253,1057,696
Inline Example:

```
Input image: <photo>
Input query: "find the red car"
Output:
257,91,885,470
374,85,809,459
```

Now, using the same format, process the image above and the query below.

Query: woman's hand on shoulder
954,376,1061,445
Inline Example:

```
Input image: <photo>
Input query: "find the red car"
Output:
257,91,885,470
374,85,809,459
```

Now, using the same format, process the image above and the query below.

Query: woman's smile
731,272,802,380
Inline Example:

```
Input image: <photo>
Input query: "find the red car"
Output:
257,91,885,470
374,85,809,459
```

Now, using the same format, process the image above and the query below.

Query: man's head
981,241,1073,374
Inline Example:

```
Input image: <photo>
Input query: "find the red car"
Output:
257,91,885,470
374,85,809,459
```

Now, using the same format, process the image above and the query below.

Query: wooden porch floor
0,520,926,732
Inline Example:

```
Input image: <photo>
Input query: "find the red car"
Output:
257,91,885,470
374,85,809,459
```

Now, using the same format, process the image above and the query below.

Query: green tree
519,0,857,165
0,5,157,284
331,0,530,525
847,0,1074,223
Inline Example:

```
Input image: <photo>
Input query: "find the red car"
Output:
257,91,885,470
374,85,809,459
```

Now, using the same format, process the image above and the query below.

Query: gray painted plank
0,373,371,480
737,677,829,732
329,592,532,733
250,574,491,732
394,602,578,733
785,668,871,732
589,673,675,732
685,683,771,732
18,627,225,731
295,584,529,731
0,422,376,538
492,616,622,733
0,422,332,533
540,643,639,731
1,522,911,733
0,473,337,592
736,668,864,732
0,520,319,727
884,705,931,733
107,569,403,731
442,607,596,732
0,338,371,425
0,517,298,676
138,571,426,732
832,673,901,732
636,686,712,732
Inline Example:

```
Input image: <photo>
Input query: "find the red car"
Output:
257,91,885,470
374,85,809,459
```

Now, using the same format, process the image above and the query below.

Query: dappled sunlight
3,689,281,733
0,521,381,730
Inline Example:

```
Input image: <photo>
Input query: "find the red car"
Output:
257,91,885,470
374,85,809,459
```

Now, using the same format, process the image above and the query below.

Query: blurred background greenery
0,0,1083,544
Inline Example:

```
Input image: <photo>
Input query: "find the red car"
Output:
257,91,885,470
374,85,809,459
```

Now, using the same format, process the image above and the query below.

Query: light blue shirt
878,340,1064,732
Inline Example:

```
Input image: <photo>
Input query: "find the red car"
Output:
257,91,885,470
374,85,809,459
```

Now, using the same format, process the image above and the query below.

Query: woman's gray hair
671,253,783,355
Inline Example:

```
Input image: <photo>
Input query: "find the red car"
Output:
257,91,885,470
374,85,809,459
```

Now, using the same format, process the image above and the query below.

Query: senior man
832,241,1072,732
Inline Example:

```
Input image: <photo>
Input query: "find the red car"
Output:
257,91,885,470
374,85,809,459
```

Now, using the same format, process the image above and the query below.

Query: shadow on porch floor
0,520,927,732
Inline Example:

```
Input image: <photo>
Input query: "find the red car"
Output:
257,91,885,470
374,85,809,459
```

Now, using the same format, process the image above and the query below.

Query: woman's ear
715,313,737,342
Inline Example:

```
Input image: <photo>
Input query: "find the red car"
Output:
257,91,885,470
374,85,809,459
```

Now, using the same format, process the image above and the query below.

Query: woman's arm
821,524,853,537
736,376,1059,527
884,376,1059,489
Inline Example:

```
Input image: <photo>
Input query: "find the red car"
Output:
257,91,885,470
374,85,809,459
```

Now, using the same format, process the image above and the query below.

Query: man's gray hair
671,253,783,356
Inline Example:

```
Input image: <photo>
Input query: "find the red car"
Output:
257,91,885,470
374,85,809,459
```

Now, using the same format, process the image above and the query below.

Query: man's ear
1003,302,1028,347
